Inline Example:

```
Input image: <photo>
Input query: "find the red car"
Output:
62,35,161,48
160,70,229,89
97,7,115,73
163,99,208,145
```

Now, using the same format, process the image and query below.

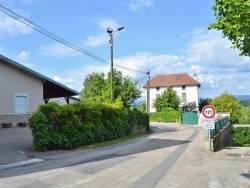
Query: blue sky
0,0,249,101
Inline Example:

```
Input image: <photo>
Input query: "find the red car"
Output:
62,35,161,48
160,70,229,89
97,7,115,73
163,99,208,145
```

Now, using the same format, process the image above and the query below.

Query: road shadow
0,125,194,178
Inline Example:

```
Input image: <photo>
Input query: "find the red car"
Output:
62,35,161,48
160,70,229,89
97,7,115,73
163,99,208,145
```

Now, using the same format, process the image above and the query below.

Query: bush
232,127,250,147
150,109,181,123
29,102,148,151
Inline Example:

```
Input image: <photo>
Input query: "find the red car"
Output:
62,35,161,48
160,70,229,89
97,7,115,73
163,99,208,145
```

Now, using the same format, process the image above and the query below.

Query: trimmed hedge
150,110,181,123
232,127,250,147
29,102,148,151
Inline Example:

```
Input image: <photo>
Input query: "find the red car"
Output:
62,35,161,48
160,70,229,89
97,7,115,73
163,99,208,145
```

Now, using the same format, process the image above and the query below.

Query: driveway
0,127,71,166
0,127,34,165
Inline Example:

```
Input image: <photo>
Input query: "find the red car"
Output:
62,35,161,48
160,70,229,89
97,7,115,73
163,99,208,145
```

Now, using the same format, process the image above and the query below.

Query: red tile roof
143,73,200,88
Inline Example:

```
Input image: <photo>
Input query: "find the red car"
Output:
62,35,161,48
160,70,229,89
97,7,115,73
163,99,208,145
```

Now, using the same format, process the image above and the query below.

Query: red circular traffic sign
202,105,216,119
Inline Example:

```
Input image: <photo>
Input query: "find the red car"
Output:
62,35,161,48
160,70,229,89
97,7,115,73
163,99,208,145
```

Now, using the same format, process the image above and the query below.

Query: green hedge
150,110,181,123
232,127,250,147
29,102,148,151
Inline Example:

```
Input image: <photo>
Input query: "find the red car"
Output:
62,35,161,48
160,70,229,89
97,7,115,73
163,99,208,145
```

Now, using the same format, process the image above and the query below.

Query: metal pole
146,70,150,131
209,129,211,150
109,33,114,102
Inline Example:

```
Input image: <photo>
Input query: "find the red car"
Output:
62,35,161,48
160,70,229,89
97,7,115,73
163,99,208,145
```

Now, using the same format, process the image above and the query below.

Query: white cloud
0,12,32,37
54,76,77,90
53,28,250,100
40,43,82,58
84,19,121,47
113,52,185,82
129,0,153,12
14,51,30,62
184,28,250,70
13,51,36,68
54,64,109,92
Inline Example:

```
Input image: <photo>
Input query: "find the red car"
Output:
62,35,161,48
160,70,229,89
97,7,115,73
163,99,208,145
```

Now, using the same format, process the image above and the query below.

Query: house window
14,93,28,114
182,86,186,91
161,77,165,81
182,93,187,102
156,87,160,91
156,94,160,98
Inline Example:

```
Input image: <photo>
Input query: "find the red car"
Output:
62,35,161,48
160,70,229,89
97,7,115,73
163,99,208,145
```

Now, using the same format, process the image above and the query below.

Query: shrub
232,127,250,147
29,102,148,151
150,109,182,123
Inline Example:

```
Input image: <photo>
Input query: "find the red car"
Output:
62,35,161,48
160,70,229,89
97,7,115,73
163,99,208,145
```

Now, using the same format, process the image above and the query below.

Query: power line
137,74,148,84
0,4,147,74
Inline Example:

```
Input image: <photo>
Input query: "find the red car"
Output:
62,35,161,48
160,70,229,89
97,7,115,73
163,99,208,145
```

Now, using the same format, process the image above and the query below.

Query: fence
210,116,230,137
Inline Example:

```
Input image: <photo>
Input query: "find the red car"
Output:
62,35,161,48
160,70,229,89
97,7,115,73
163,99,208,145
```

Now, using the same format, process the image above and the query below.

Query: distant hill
235,95,250,107
235,95,250,101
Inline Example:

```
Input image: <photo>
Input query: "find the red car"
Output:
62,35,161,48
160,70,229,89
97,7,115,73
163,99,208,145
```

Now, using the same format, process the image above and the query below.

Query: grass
82,130,153,149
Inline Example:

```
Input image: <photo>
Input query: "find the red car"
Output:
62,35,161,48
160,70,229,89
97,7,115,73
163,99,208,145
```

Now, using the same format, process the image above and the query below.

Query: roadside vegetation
29,70,149,151
29,102,148,151
232,127,250,147
150,87,182,123
200,92,250,147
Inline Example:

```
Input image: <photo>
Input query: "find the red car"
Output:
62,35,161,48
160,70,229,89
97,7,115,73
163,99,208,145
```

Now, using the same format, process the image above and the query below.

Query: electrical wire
0,4,148,74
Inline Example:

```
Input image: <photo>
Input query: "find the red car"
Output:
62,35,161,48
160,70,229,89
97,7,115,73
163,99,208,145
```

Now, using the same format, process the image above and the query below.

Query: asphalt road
0,123,249,187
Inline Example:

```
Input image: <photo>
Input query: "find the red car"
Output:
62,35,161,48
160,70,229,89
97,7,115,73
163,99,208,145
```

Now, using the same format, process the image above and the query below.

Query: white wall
146,85,199,113
0,63,43,115
50,97,79,105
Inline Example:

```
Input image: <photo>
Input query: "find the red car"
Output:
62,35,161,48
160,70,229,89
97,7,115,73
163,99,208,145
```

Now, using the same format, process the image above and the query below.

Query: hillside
235,95,250,107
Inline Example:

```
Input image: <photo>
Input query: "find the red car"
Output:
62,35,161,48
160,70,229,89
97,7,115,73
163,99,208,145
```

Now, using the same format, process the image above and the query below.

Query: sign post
201,105,216,151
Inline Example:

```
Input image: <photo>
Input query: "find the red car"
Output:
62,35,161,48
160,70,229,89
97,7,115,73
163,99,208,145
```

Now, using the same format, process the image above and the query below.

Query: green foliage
209,0,250,57
238,99,250,107
199,98,211,112
211,92,241,124
80,70,141,108
153,87,181,112
150,108,182,123
29,102,148,151
232,127,250,147
140,103,146,113
239,106,250,124
80,72,107,102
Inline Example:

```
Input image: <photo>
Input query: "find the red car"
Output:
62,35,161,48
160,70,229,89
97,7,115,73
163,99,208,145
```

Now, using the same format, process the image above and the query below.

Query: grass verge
82,129,153,149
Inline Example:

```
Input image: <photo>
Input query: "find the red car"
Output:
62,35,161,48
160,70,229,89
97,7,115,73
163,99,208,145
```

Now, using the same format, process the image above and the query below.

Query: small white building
144,73,200,113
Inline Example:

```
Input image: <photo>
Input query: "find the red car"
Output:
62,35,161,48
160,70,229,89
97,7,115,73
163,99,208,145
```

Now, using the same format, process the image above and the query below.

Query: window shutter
15,96,27,113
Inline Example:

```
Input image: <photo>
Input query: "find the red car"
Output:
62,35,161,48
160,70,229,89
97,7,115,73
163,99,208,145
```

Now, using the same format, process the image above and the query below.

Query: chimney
194,74,197,80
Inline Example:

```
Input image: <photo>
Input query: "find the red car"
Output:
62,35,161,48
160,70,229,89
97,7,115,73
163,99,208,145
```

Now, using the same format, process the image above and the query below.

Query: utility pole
109,31,114,101
107,27,124,102
146,70,150,131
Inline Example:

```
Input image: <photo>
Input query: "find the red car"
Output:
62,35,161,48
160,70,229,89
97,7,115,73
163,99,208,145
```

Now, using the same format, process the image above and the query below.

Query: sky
0,0,249,101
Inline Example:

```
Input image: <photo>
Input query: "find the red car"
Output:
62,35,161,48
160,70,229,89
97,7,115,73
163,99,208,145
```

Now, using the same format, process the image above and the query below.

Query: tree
153,87,181,112
108,70,141,108
80,72,107,103
80,70,141,108
140,103,146,113
198,98,212,112
209,0,250,57
210,92,241,123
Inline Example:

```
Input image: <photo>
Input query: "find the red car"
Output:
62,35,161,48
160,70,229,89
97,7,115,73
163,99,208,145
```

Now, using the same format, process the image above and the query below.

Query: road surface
0,123,249,187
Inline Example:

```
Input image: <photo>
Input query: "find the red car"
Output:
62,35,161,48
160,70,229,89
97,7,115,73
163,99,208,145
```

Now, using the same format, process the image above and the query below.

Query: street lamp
107,26,124,102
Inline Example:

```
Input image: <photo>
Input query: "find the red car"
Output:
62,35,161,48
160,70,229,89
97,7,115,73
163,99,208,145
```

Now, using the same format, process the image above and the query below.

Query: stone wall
211,123,234,152
0,114,31,126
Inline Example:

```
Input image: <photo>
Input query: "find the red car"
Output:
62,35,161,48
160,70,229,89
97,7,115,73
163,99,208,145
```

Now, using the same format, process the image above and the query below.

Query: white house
0,54,79,125
144,73,200,113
